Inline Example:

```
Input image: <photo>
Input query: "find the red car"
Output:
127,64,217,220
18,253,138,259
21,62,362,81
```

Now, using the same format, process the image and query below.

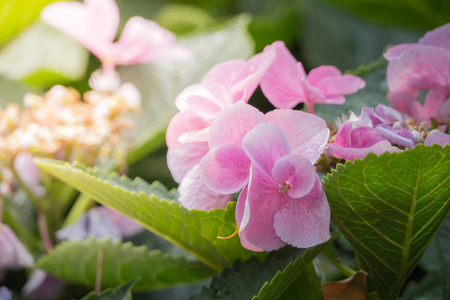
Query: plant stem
95,250,104,293
11,163,54,251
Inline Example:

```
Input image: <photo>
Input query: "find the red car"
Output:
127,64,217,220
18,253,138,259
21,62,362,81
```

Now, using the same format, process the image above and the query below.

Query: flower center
278,182,292,194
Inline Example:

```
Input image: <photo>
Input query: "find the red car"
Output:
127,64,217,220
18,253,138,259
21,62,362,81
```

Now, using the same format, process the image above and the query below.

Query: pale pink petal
383,44,416,61
314,75,365,99
103,206,142,238
266,109,329,164
199,144,251,194
328,140,396,161
271,154,316,198
436,99,450,123
387,46,450,92
0,225,34,272
228,49,276,103
166,111,210,149
114,17,190,65
273,177,330,248
375,124,415,149
86,0,119,44
242,123,290,178
260,41,305,108
419,23,450,51
387,91,424,121
178,127,210,144
423,89,448,122
307,65,341,86
14,153,43,197
167,142,209,183
201,60,246,102
175,84,222,118
350,127,387,148
236,166,286,252
333,122,354,148
374,104,404,125
424,130,450,146
208,102,266,148
178,165,232,211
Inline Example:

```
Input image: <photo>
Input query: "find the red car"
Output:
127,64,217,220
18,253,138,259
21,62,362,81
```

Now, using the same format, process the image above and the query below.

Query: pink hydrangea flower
327,107,401,161
41,0,190,73
384,23,450,123
0,224,33,278
260,41,365,114
198,102,331,251
166,50,276,211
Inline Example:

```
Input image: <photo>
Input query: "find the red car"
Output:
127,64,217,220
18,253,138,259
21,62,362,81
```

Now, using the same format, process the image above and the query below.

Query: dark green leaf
323,145,450,299
436,213,450,299
81,277,139,300
37,238,214,290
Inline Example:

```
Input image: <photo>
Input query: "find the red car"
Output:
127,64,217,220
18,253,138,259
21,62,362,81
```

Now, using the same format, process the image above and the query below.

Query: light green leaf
323,145,450,299
81,277,139,300
0,0,63,45
37,238,214,291
119,14,254,165
34,159,263,272
0,22,88,86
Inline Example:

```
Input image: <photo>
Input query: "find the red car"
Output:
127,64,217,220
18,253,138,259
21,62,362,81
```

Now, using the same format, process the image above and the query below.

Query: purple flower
260,41,365,114
385,23,450,123
22,270,64,300
0,225,33,277
0,287,12,300
424,130,450,146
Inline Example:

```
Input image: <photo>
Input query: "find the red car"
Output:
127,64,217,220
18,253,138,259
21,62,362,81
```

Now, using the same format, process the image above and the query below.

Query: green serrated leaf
37,238,213,291
253,235,338,300
81,277,139,300
323,145,450,299
278,262,323,300
35,159,263,272
0,22,88,86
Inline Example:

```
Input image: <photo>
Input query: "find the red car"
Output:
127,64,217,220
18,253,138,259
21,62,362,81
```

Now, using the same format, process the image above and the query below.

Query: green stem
3,207,42,252
11,163,53,252
63,193,93,226
322,245,357,278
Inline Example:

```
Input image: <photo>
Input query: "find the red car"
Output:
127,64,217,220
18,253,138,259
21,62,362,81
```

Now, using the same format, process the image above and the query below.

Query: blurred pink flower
41,0,190,73
385,23,450,123
424,130,450,147
260,41,365,114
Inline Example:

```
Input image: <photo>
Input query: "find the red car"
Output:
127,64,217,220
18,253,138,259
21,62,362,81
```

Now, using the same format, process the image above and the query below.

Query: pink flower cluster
385,23,450,124
166,41,366,251
41,0,191,73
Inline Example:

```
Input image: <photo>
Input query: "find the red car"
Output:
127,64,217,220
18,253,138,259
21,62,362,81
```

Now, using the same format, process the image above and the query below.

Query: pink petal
260,41,305,108
167,142,209,183
333,122,354,148
271,154,316,198
178,165,232,211
199,144,251,194
236,166,286,252
387,91,424,121
273,177,331,248
228,49,276,103
242,123,290,179
307,65,342,86
114,17,190,65
328,140,396,161
423,89,448,122
0,225,34,271
314,75,365,100
419,23,450,51
178,127,211,144
208,102,266,148
86,0,119,44
266,109,329,164
374,104,404,125
387,46,450,92
175,84,222,118
103,206,142,238
14,153,43,197
424,130,450,146
436,99,450,123
201,60,247,102
350,127,387,148
383,44,416,61
166,111,211,149
375,124,415,149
